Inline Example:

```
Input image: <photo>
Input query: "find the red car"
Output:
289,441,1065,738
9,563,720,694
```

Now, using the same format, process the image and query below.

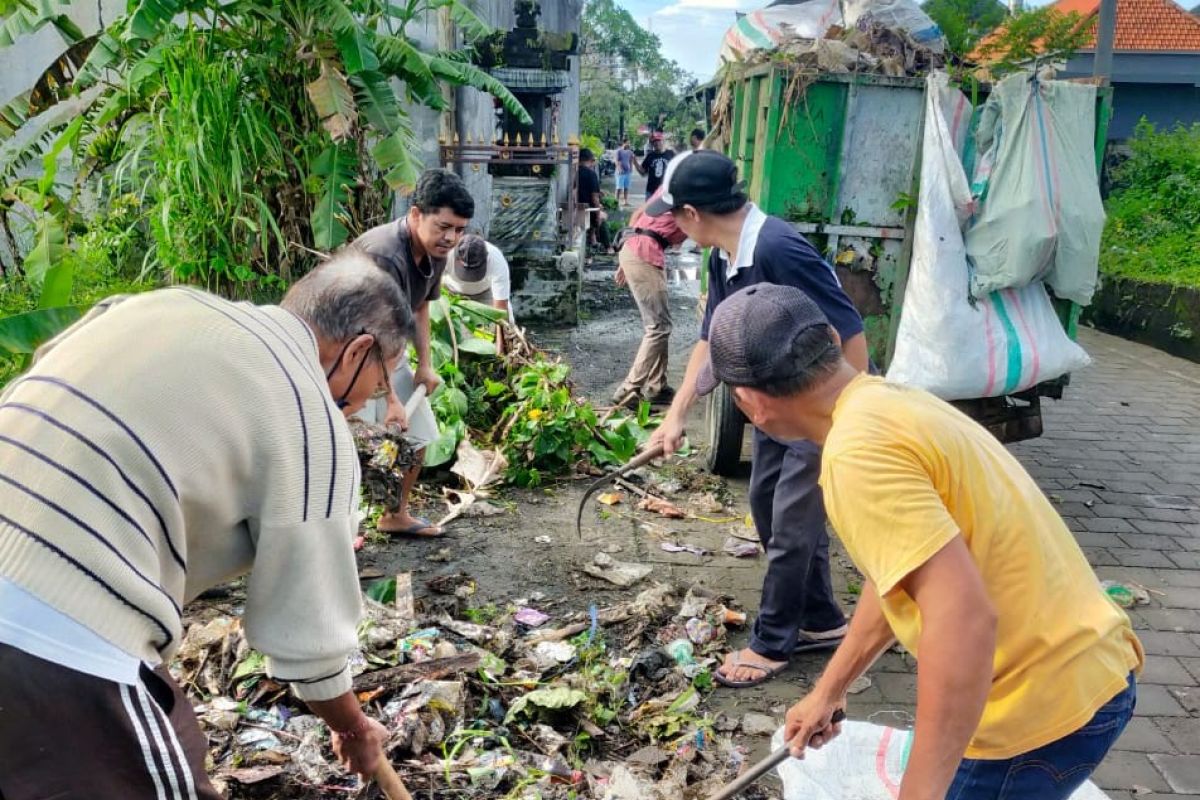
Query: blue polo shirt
700,204,864,343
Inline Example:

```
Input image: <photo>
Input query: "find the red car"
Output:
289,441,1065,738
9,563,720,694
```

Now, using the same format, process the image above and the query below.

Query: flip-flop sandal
713,655,788,689
793,631,845,654
379,517,444,538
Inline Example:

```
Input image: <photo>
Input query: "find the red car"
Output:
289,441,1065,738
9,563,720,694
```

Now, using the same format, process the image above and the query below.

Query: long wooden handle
374,760,413,800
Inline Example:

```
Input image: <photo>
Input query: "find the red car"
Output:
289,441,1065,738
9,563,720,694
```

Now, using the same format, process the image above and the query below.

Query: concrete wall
1061,52,1200,139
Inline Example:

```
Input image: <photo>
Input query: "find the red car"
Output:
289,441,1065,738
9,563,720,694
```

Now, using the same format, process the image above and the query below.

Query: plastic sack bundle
965,72,1105,305
887,72,1090,400
842,0,944,52
720,1,843,63
771,722,1112,800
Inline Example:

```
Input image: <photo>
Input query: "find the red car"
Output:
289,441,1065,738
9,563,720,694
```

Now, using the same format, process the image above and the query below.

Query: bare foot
377,512,443,537
715,647,787,686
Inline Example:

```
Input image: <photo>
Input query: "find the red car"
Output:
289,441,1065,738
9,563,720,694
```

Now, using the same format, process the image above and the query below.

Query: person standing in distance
635,132,675,199
615,140,634,207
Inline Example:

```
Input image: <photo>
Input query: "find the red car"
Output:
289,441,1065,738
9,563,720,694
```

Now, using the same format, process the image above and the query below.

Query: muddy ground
357,252,911,783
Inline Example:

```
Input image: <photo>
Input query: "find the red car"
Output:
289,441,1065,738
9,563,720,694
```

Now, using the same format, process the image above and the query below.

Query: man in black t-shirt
636,132,675,197
577,149,611,253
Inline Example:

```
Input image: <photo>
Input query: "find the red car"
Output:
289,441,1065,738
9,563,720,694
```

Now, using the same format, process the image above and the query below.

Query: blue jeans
947,674,1136,800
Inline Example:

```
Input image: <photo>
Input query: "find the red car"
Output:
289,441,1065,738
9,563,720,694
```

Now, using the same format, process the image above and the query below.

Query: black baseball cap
696,283,835,396
646,150,743,216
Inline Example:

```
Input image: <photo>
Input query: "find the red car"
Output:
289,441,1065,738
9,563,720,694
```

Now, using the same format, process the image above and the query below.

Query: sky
614,0,765,82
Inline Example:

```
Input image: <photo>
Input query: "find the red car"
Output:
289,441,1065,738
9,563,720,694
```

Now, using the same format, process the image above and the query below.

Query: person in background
690,128,705,151
611,190,687,407
0,254,412,797
635,132,675,198
577,148,611,255
646,150,869,688
701,283,1143,800
615,139,634,207
352,168,474,538
444,233,514,354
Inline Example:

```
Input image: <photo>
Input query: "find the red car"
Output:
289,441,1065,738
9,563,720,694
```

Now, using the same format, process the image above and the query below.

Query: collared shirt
721,202,768,281
352,218,446,309
700,204,864,343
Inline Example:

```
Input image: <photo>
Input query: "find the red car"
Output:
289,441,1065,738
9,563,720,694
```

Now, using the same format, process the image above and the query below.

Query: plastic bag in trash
770,722,1112,799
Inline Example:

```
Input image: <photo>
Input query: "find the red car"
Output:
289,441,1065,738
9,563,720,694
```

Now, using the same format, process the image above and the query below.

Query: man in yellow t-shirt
697,283,1143,800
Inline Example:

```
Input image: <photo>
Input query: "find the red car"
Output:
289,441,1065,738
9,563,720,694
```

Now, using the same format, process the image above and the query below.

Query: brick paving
1008,327,1200,797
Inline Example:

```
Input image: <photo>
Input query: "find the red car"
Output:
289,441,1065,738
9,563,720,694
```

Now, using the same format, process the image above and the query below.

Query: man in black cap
698,283,1141,800
645,150,869,688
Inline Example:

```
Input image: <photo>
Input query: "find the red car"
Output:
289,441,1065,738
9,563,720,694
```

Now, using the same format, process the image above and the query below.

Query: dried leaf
597,492,623,506
638,496,686,519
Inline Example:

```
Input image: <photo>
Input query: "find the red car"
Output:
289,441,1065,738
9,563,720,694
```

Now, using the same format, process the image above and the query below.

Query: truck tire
705,382,746,476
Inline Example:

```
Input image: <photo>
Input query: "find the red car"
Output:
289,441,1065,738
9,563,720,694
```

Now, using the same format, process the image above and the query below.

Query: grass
1098,121,1200,289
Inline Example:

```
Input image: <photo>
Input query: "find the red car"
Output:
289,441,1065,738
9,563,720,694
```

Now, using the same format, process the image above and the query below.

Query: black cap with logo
646,150,743,217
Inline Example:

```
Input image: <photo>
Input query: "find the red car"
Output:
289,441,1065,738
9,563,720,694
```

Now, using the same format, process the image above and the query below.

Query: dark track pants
0,643,221,800
747,430,846,662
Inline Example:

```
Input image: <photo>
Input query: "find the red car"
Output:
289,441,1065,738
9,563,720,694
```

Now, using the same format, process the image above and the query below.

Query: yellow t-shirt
821,375,1143,760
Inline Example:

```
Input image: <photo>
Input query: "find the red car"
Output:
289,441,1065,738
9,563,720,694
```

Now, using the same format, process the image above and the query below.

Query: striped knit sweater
0,288,362,701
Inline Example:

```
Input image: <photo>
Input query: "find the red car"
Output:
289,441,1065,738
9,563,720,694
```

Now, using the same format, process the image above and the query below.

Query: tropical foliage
424,294,651,485
0,0,529,297
1100,121,1200,287
579,0,700,147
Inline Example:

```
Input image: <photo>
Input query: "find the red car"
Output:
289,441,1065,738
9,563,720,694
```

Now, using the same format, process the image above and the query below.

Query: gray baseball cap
696,283,833,396
453,234,488,283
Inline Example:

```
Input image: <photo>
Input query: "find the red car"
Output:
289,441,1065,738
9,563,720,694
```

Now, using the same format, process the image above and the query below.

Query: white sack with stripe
965,72,1105,306
888,72,1090,401
771,723,1112,799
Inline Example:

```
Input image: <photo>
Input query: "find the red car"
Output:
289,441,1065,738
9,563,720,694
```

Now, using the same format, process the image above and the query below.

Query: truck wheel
705,382,746,476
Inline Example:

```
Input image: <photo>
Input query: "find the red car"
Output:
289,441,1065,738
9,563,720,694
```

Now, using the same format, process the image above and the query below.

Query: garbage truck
700,67,1112,475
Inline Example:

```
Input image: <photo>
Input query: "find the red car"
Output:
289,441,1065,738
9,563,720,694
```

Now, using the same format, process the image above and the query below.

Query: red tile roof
994,0,1200,53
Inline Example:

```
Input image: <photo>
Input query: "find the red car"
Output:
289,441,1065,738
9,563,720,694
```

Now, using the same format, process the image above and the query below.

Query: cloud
646,0,759,77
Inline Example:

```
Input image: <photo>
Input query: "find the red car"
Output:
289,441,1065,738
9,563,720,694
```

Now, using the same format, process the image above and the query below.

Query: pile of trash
710,2,947,150
174,577,762,799
719,0,945,71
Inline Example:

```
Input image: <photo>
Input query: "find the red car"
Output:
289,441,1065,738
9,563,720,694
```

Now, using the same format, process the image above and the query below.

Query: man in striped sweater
0,253,409,798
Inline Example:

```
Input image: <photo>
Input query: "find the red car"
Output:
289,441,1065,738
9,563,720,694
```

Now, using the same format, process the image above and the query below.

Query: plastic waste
965,73,1104,305
771,722,1113,799
666,639,696,666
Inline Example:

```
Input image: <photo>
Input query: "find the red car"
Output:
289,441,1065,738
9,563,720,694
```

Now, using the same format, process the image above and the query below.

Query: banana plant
0,0,532,279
